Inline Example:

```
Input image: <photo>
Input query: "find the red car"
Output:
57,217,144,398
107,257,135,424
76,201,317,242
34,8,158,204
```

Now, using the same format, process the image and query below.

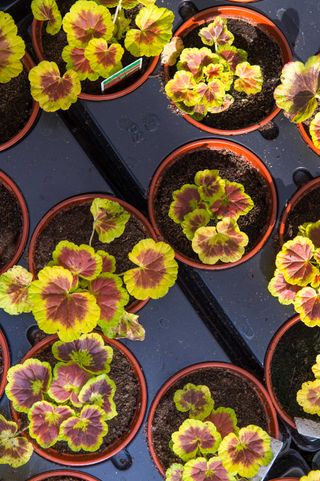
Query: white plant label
295,417,320,439
251,437,283,481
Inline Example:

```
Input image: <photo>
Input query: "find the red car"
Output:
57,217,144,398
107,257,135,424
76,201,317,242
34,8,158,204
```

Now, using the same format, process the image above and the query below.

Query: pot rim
264,315,301,429
163,5,292,136
298,123,320,157
147,361,280,475
0,52,40,152
148,138,278,270
28,192,156,313
31,20,159,101
27,469,101,481
0,170,29,273
11,334,148,466
279,177,320,245
0,328,10,399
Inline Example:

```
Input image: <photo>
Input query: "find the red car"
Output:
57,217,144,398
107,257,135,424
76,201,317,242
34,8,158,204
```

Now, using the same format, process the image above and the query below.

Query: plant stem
89,226,95,247
113,0,123,25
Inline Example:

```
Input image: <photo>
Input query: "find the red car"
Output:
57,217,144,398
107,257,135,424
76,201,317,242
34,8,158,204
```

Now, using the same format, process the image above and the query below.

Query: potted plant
274,55,320,156
30,0,175,104
148,139,277,270
0,12,40,150
27,470,101,481
0,327,10,400
147,362,279,476
0,171,29,273
161,5,292,135
0,331,147,466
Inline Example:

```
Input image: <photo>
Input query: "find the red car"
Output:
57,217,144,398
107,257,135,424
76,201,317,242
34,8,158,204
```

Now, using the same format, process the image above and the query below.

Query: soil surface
41,0,150,95
20,341,140,457
0,181,24,270
153,147,271,263
270,322,320,420
284,186,320,241
33,200,149,275
43,477,80,481
151,367,270,469
167,18,283,131
0,65,33,145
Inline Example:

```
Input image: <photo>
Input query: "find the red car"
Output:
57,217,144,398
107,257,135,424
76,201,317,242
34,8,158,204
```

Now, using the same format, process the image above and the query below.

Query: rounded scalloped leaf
97,250,116,273
63,0,114,46
48,362,91,407
218,425,272,478
85,38,124,78
199,17,234,48
29,266,100,342
59,404,108,452
173,383,214,420
29,61,81,112
0,414,33,468
78,374,117,420
95,0,139,8
301,472,320,481
194,169,224,201
52,241,102,281
115,310,145,341
171,419,222,461
208,180,254,220
205,407,238,439
297,379,320,415
177,47,216,80
90,197,130,244
192,220,248,265
294,286,320,327
195,80,225,109
0,12,25,83
234,62,263,95
90,273,129,336
302,220,320,248
0,266,33,315
125,5,174,57
169,184,201,224
123,239,178,300
182,209,211,241
312,355,320,379
203,63,233,92
268,269,301,305
274,56,320,123
310,113,320,150
62,44,99,81
28,401,74,448
161,36,184,66
217,45,247,72
6,359,52,413
183,456,234,481
275,236,317,287
52,332,113,374
31,0,62,35
165,463,184,481
165,71,200,107
208,94,234,114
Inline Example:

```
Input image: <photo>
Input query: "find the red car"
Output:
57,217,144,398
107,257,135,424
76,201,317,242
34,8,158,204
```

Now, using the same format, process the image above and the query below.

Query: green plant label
101,58,143,92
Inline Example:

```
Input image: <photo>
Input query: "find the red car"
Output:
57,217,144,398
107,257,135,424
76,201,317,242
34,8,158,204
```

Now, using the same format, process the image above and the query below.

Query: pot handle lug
26,325,47,346
292,167,314,188
178,1,199,21
258,121,279,140
111,448,132,470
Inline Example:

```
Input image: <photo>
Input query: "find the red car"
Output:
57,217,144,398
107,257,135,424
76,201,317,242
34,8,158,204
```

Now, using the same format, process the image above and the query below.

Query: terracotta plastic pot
229,0,260,2
0,53,40,152
28,193,156,313
163,5,292,136
11,334,147,466
279,176,320,245
31,20,159,101
148,138,277,270
265,315,300,429
0,328,10,399
0,171,29,273
27,469,101,481
270,479,298,481
298,123,320,157
147,361,280,475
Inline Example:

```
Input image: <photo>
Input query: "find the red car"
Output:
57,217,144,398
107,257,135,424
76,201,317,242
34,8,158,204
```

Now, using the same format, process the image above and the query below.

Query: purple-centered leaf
165,463,184,481
52,241,102,280
6,359,52,413
177,47,217,80
171,419,221,461
268,269,301,305
195,80,225,109
183,456,233,481
208,180,254,220
218,46,247,71
169,184,202,224
52,332,113,374
199,17,234,47
205,407,238,438
297,380,320,416
294,286,320,328
0,266,32,315
173,383,214,420
165,71,200,107
0,414,33,468
31,0,62,35
97,250,116,274
208,94,234,114
28,401,74,448
78,374,117,420
48,362,90,407
182,209,211,241
194,169,224,201
90,198,130,244
234,62,263,95
59,404,108,452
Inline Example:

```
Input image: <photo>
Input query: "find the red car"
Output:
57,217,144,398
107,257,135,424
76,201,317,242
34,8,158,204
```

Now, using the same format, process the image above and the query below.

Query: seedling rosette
173,383,214,420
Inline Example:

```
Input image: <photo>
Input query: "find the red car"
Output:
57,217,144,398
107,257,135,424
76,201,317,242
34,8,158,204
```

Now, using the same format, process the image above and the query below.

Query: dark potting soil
42,477,79,481
0,181,23,270
167,19,283,131
20,342,140,456
41,0,150,96
284,187,320,241
153,147,271,263
0,66,33,145
151,367,269,470
270,322,320,421
33,200,149,275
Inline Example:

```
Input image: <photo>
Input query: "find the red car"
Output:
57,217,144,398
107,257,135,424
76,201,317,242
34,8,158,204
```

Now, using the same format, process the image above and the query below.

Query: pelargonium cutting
0,332,119,467
168,169,254,264
162,16,263,120
268,219,320,327
165,383,273,481
0,197,178,342
274,55,320,150
0,11,26,83
29,0,175,111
